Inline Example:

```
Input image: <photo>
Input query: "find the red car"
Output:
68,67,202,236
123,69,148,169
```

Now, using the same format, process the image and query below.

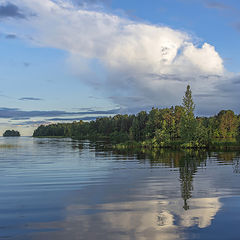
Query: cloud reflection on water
29,197,221,240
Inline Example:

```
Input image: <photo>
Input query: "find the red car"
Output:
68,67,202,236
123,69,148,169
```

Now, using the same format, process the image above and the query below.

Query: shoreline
32,136,240,150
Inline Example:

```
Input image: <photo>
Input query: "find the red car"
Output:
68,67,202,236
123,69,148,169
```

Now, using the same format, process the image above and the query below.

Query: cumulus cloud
4,0,239,114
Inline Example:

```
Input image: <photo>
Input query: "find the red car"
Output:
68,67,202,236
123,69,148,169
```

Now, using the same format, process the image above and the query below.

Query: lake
0,137,240,240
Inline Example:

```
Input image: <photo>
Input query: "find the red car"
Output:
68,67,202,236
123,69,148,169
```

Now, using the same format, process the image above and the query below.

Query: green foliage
152,120,171,148
130,111,148,141
217,110,238,138
182,85,195,116
3,130,20,137
194,121,209,146
180,85,197,142
180,121,209,149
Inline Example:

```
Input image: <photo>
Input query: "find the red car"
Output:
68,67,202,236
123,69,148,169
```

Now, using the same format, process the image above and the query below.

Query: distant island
3,130,21,137
33,85,240,149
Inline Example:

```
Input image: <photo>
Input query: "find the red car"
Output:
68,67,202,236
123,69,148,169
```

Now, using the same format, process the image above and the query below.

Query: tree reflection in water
179,151,206,210
25,141,240,240
121,148,208,210
92,142,239,210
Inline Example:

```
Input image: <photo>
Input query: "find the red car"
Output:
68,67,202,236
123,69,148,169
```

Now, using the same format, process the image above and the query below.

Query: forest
33,86,240,149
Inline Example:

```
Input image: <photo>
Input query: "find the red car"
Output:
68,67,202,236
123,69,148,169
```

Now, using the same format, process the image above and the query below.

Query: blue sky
0,0,240,135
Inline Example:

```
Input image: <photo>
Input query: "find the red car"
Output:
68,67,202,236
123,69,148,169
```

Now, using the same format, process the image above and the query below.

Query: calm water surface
0,137,240,240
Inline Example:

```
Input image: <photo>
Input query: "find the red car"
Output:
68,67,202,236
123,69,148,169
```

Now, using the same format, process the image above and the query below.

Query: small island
3,130,21,137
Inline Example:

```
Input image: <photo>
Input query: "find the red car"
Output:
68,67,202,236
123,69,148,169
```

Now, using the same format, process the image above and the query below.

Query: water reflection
29,144,230,240
72,142,240,213
0,138,240,240
29,197,221,240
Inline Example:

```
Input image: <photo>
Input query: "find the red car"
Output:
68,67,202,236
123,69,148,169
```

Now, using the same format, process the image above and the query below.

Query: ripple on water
0,137,240,240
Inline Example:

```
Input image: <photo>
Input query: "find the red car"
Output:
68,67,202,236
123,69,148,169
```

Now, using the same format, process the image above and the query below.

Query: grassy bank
114,139,240,151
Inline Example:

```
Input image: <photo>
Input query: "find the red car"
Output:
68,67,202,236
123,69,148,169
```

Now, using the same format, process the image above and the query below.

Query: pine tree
182,85,195,118
180,85,197,142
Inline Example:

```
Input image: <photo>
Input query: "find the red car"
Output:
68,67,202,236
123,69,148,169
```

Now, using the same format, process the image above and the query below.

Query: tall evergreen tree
182,85,195,117
180,85,197,142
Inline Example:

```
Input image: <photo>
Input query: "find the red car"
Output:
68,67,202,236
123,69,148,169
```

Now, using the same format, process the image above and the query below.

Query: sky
0,0,240,136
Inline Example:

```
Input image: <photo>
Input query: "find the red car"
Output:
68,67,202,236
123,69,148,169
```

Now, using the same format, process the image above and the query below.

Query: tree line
33,86,240,148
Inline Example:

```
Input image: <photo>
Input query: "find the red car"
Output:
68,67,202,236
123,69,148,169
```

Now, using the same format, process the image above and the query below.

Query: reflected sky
0,138,240,240
25,197,220,240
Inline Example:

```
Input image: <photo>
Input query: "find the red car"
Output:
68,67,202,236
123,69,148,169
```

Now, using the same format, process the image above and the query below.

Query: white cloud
6,0,239,114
